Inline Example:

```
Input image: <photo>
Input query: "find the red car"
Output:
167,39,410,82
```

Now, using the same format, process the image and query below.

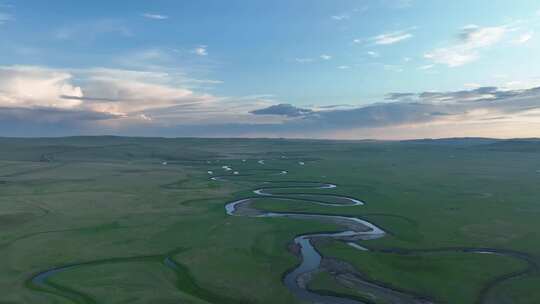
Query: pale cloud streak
418,64,434,70
425,24,508,67
142,13,168,20
367,51,380,58
320,54,332,60
193,45,208,56
514,31,533,44
331,14,349,21
373,30,413,45
295,58,314,63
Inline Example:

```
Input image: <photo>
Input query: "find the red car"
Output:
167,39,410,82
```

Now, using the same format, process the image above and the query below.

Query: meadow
0,137,539,304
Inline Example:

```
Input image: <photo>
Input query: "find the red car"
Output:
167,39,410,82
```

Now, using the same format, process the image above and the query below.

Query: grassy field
0,137,539,303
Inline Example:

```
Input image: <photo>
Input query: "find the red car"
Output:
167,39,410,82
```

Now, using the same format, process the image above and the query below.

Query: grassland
0,137,539,303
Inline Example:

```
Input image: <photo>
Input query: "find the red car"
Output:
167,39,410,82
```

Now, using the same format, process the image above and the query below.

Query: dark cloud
316,104,355,109
0,107,122,137
388,86,540,103
250,103,313,117
305,102,446,128
242,85,540,135
0,107,120,123
385,93,416,100
60,95,121,102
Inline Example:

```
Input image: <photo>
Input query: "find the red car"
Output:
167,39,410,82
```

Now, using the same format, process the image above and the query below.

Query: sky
1,0,540,139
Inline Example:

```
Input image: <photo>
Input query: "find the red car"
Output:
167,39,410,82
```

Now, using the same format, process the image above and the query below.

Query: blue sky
1,0,540,138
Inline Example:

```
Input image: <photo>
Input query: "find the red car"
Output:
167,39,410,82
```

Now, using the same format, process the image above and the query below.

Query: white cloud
418,64,434,70
320,54,332,60
0,66,83,109
0,65,280,128
296,55,332,63
138,114,152,121
460,25,507,48
372,30,413,45
514,31,533,44
367,51,380,58
464,83,481,89
425,24,507,67
193,45,208,56
78,68,207,114
0,65,219,119
142,13,168,20
500,78,540,90
337,65,350,69
424,48,477,67
331,14,349,21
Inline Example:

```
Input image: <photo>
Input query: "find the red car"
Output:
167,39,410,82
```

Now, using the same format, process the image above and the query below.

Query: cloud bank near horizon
1,65,540,139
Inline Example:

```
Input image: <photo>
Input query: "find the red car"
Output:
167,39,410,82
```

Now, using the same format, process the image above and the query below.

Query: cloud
295,58,314,63
0,106,120,123
250,104,313,117
177,85,540,138
0,66,540,138
373,30,413,45
337,65,351,69
331,14,349,21
418,64,434,70
0,65,221,124
425,24,507,67
242,86,540,138
320,54,332,60
385,92,416,100
367,51,380,58
458,24,507,47
0,65,279,132
2,65,540,139
0,66,83,109
72,68,216,115
193,45,208,56
514,31,533,44
296,55,332,63
142,13,168,20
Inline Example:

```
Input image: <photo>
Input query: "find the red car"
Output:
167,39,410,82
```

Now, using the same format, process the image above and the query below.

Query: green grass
0,137,539,303
316,241,528,304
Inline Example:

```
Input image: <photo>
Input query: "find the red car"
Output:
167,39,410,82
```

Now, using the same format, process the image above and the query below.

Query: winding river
215,160,539,304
